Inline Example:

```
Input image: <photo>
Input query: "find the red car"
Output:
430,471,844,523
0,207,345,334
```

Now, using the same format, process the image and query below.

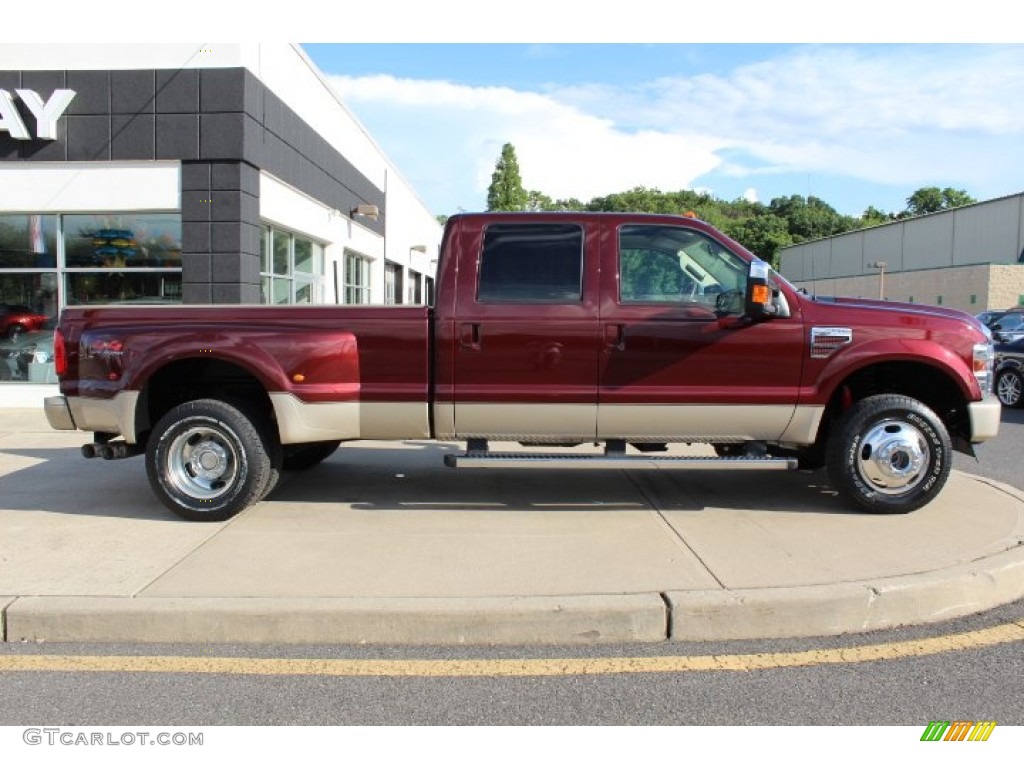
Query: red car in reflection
1,304,50,339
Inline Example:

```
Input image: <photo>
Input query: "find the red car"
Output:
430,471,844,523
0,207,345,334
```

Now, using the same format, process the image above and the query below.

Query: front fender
811,337,980,404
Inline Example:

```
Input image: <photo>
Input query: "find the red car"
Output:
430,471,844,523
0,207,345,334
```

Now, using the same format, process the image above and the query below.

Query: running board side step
444,453,798,471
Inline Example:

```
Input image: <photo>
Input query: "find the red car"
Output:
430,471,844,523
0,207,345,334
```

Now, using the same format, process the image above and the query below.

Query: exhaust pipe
82,441,141,460
98,442,142,460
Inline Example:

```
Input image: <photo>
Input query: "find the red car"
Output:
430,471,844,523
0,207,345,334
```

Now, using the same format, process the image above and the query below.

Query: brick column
180,160,261,304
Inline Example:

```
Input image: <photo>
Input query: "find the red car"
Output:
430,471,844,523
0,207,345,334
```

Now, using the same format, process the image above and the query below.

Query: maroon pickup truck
44,212,1001,521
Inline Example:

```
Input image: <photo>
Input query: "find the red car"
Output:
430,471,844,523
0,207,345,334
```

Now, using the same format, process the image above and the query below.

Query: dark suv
994,336,1024,408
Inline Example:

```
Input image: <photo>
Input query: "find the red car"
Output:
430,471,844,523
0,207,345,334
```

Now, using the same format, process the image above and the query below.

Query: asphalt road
954,402,1024,491
1,598,1022,726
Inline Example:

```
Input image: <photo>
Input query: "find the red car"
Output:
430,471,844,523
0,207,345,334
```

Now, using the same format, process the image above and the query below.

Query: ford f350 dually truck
44,212,1001,521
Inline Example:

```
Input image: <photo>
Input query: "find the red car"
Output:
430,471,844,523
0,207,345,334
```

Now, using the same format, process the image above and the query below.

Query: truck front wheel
146,399,275,521
825,395,951,514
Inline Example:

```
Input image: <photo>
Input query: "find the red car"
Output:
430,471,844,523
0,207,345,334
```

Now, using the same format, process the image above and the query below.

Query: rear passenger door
449,219,601,441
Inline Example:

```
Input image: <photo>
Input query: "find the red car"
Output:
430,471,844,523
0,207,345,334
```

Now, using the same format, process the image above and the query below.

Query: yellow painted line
2,620,1023,678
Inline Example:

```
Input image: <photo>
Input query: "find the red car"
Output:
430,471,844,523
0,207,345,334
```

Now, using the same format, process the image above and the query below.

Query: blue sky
302,41,1024,218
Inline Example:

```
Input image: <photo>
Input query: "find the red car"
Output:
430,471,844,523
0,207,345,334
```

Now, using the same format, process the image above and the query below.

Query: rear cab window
477,223,583,303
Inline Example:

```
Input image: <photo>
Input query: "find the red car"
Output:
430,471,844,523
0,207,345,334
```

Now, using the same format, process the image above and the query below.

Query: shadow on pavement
0,446,176,521
1,440,898,520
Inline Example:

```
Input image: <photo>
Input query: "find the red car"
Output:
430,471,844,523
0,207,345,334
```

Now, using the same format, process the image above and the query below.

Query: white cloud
328,74,725,208
327,46,1024,214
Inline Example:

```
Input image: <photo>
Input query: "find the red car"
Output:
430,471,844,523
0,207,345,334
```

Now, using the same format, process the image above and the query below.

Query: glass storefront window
272,277,290,305
294,239,314,274
0,214,58,268
64,213,181,268
0,273,58,320
272,230,289,276
65,273,182,305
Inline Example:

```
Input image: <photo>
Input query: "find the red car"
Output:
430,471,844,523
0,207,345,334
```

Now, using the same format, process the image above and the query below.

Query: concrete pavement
2,406,1023,645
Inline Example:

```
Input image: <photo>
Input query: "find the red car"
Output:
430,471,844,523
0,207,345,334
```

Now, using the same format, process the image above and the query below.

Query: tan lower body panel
65,392,141,443
441,403,598,442
434,402,825,445
600,403,808,442
269,394,429,444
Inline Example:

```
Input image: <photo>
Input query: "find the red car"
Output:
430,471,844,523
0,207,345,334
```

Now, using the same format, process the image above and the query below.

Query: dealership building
779,193,1024,313
0,43,442,402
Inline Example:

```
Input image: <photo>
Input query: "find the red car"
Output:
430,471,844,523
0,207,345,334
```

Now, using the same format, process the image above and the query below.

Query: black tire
7,323,25,341
995,369,1023,408
825,395,951,514
145,399,275,522
282,440,341,471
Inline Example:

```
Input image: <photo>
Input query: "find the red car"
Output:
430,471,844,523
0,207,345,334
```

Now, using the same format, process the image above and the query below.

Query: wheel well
138,358,276,444
817,361,969,446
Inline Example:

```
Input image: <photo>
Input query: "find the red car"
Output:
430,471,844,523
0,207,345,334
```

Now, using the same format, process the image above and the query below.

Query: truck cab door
597,221,805,443
437,218,601,442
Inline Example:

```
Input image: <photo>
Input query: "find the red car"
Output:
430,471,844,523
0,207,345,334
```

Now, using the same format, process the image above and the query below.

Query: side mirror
744,259,773,320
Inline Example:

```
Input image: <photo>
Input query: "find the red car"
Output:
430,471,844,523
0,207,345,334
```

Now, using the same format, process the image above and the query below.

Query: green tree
486,143,529,211
903,187,976,217
722,214,793,270
859,205,893,227
768,195,854,242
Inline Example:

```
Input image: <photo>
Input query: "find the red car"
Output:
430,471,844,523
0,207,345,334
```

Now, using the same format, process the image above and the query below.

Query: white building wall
0,162,179,211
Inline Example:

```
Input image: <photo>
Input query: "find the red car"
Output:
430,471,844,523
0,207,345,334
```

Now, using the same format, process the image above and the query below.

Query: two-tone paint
47,212,999,454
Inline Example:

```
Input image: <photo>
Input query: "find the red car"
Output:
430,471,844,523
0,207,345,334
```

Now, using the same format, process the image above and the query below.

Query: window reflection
0,214,58,268
66,273,182,305
64,214,182,268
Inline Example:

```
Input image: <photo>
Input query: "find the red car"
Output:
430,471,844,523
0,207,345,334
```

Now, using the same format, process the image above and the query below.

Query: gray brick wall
1,66,386,304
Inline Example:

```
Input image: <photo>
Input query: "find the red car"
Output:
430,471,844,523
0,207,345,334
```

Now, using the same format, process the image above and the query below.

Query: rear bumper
42,392,140,442
43,395,76,431
968,394,1001,442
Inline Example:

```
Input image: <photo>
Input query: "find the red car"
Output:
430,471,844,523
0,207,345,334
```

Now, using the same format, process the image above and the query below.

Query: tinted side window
477,223,583,303
619,225,747,308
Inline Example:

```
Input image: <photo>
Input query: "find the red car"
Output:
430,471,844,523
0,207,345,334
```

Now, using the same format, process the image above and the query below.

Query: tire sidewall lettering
828,396,952,514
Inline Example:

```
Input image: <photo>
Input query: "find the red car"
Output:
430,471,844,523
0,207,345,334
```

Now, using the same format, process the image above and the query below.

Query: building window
424,276,435,306
344,249,372,305
407,269,422,304
260,225,324,305
384,260,404,305
1,212,181,318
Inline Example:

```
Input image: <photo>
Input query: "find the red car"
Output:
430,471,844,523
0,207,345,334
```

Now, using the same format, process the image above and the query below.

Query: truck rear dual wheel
825,395,951,514
145,399,277,522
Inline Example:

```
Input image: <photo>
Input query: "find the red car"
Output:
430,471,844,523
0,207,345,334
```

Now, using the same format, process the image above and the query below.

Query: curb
669,545,1024,641
5,544,1024,645
4,594,668,646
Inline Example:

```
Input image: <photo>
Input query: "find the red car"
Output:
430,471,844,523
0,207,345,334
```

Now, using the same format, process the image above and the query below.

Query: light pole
868,261,888,300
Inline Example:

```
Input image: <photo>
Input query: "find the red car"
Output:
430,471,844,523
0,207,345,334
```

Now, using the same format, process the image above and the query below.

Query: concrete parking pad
2,409,1024,644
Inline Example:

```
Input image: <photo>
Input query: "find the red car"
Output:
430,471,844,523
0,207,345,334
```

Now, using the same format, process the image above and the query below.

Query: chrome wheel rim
166,425,240,500
997,372,1021,406
855,418,929,495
